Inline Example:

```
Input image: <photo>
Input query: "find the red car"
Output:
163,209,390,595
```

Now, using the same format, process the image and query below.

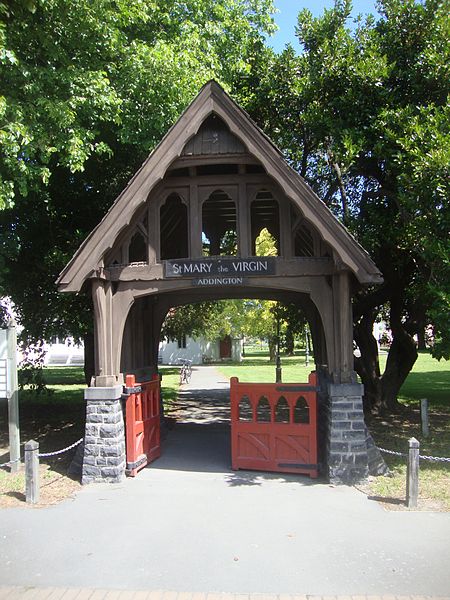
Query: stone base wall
326,383,369,484
82,385,126,484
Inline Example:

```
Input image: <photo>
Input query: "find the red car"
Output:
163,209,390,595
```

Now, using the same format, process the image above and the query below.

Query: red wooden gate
125,373,161,476
230,372,318,478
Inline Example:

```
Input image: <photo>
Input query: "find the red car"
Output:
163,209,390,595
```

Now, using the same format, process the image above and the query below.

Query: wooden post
420,398,429,438
7,320,21,473
25,439,39,504
305,324,310,366
406,437,419,508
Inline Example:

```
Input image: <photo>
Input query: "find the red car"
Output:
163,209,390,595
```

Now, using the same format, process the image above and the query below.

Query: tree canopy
236,0,449,409
0,0,275,341
0,0,276,207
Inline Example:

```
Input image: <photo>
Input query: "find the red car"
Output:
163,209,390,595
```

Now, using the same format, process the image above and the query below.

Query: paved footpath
1,367,449,598
0,590,449,600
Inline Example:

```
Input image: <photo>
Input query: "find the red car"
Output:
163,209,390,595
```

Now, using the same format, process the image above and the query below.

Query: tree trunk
379,290,419,412
355,309,418,413
268,338,277,362
285,329,294,356
353,311,382,412
326,142,349,226
381,327,418,411
83,331,95,386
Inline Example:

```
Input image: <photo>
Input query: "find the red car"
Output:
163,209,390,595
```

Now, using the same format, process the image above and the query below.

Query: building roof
57,80,382,291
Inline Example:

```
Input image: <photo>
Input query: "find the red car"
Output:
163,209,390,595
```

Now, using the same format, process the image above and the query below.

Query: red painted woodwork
125,373,161,476
230,372,318,478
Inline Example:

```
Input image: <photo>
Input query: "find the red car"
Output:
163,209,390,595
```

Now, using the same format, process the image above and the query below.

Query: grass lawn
159,366,181,414
0,366,87,507
365,353,450,510
379,350,450,407
217,349,314,383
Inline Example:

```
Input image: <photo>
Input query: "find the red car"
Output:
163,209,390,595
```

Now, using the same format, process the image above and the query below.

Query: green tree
238,0,449,411
160,302,224,343
255,227,278,256
0,0,276,367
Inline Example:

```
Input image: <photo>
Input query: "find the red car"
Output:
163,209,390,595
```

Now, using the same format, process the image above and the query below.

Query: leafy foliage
0,0,276,207
236,0,449,410
0,0,276,345
18,342,50,394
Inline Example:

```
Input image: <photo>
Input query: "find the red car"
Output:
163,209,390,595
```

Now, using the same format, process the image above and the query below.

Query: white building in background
43,335,244,368
41,337,84,366
1,298,85,367
158,335,243,365
42,335,243,368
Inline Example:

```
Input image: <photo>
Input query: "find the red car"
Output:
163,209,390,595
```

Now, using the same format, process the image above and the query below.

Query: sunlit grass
368,461,450,510
216,350,313,383
0,467,24,497
379,350,450,407
158,366,181,411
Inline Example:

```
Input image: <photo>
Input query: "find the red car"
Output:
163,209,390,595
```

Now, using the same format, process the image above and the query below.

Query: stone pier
81,385,126,485
326,383,369,484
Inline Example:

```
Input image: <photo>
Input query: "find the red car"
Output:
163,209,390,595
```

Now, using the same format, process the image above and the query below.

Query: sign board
165,257,276,279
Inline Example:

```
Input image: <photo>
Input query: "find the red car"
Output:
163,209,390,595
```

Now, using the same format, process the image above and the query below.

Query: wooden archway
58,81,383,485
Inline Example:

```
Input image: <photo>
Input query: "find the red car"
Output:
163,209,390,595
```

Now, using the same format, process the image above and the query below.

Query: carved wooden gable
182,114,246,156
57,81,382,292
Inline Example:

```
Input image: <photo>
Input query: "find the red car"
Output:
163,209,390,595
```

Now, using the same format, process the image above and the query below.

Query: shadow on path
152,369,319,486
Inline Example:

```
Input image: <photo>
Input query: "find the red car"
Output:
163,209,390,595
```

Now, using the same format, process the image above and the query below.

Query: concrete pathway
170,365,231,424
0,366,449,597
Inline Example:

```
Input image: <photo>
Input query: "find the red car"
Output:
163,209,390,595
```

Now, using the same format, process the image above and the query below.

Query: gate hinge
275,385,319,393
122,385,142,398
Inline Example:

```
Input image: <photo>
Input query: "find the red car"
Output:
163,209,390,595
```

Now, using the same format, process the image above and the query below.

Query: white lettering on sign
165,257,276,278
232,260,268,273
194,277,244,286
172,262,213,275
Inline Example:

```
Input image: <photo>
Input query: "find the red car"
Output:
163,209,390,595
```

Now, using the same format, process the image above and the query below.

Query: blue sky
268,0,380,52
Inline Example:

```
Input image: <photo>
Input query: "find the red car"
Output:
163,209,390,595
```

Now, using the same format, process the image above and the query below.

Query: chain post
25,439,39,504
406,437,419,508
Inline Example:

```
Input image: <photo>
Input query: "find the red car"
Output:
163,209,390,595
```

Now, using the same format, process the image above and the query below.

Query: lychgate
57,81,385,485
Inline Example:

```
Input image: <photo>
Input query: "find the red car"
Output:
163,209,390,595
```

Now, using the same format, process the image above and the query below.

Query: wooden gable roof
57,80,382,292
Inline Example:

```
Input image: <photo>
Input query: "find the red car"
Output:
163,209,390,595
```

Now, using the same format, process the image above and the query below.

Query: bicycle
178,359,192,384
